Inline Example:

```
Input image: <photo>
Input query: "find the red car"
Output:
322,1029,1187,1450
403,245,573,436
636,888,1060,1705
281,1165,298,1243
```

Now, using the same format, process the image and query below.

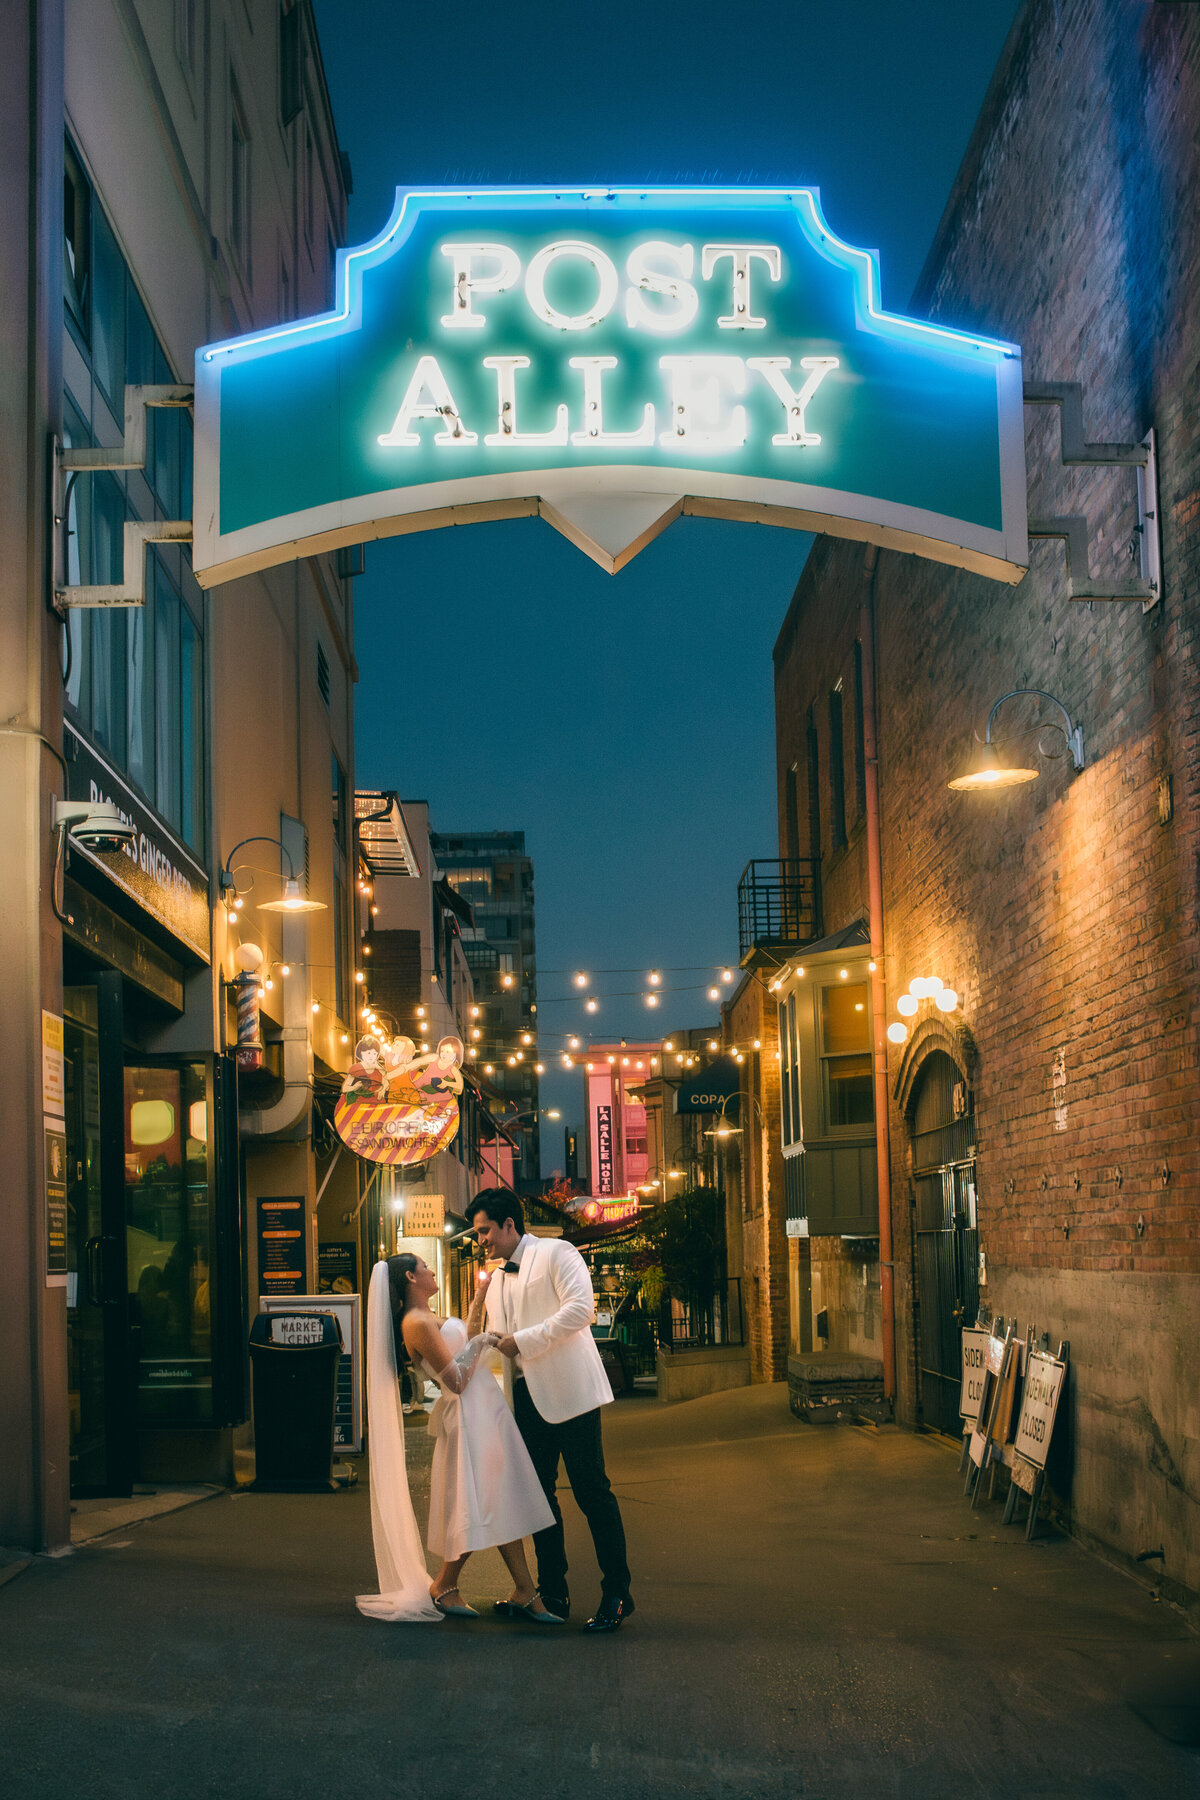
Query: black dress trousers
512,1377,631,1603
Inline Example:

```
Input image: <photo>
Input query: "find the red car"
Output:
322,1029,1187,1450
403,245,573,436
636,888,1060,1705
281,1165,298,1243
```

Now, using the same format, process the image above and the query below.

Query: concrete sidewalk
1,1385,1195,1799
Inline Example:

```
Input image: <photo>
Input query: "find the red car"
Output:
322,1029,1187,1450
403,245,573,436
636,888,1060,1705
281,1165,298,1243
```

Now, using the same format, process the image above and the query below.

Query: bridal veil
355,1258,442,1623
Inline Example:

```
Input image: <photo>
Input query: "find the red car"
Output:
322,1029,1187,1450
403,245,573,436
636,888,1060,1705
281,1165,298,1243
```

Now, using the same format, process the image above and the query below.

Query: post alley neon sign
192,188,1028,584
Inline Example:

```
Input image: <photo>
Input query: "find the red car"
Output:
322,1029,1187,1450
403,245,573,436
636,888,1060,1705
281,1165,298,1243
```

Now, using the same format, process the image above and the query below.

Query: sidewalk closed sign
1014,1350,1065,1471
959,1327,989,1423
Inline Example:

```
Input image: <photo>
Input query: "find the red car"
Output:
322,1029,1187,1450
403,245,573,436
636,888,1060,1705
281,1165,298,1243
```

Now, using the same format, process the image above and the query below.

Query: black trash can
248,1309,343,1491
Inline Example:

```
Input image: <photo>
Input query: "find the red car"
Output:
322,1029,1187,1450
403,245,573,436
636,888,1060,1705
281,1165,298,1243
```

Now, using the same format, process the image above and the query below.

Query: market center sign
192,187,1027,584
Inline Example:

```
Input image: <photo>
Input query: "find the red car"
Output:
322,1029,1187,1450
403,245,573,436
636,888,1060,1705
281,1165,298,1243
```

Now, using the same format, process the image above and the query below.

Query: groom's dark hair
470,1187,525,1236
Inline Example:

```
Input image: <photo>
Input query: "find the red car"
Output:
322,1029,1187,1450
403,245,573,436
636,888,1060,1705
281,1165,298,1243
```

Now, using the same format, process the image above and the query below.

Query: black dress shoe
584,1595,635,1633
539,1593,569,1621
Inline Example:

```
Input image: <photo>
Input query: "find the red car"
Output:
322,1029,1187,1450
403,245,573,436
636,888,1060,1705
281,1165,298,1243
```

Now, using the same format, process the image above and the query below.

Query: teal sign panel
192,187,1027,585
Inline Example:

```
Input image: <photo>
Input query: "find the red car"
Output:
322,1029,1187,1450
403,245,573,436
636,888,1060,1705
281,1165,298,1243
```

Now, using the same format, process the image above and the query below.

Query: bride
356,1252,564,1623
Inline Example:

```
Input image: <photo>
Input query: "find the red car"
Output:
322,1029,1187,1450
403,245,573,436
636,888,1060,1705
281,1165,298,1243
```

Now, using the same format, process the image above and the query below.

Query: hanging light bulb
569,1035,581,1049
708,987,720,1001
585,996,598,1013
281,963,290,977
341,1032,349,1044
311,1000,320,1014
484,1063,494,1075
471,1027,482,1040
647,970,661,987
264,977,274,991
573,972,588,988
470,1005,480,1018
521,1032,533,1045
535,1062,545,1074
645,993,659,1008
721,968,733,984
355,970,364,984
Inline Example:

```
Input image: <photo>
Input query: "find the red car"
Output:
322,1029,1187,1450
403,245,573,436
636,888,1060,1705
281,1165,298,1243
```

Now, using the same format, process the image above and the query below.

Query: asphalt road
2,1385,1196,1799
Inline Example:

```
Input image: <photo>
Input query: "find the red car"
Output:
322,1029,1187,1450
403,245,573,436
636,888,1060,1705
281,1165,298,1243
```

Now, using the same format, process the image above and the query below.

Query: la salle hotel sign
193,188,1027,582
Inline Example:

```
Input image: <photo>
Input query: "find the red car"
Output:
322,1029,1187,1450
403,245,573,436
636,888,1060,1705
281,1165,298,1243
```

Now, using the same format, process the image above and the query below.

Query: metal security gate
910,1052,979,1436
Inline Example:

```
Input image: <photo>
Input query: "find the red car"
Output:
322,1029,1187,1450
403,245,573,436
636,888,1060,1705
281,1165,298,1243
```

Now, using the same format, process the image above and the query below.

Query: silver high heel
431,1587,478,1618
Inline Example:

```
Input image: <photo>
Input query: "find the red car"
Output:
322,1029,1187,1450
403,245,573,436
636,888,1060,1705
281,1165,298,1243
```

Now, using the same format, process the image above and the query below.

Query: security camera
53,799,138,855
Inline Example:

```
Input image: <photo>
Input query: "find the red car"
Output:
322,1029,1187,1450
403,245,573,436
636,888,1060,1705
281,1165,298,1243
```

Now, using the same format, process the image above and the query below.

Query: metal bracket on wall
1023,382,1160,610
54,384,195,610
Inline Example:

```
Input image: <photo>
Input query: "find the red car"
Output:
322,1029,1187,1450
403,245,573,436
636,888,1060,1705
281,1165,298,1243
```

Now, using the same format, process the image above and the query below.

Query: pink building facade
582,1043,658,1198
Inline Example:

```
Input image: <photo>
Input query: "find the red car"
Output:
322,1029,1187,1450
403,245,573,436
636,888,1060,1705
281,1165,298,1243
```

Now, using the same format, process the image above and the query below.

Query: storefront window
820,981,874,1128
125,1064,214,1424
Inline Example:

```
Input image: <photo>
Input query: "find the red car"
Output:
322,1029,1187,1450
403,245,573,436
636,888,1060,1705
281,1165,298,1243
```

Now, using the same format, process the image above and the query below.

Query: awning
674,1055,740,1116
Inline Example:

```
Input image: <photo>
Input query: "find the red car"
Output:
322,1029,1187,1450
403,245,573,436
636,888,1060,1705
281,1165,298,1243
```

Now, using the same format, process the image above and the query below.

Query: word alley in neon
379,239,839,452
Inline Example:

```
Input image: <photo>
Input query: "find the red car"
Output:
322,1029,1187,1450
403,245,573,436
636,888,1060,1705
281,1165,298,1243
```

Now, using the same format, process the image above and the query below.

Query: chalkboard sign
257,1196,307,1297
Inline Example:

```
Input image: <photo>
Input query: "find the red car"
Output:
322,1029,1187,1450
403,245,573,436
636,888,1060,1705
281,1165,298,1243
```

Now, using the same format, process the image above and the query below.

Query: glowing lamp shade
935,988,960,1012
948,743,1039,791
896,994,919,1017
130,1099,175,1146
188,1100,208,1144
258,876,326,914
887,1022,909,1045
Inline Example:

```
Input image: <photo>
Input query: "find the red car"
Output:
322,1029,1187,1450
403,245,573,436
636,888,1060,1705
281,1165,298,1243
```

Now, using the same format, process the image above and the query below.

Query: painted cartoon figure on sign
410,1034,465,1098
343,1036,388,1100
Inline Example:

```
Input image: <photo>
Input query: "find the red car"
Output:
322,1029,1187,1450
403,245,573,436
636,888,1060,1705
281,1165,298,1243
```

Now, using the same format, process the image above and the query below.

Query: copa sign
193,187,1027,584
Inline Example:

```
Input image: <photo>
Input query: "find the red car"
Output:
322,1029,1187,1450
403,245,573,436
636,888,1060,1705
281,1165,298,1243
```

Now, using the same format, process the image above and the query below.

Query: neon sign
193,187,1027,584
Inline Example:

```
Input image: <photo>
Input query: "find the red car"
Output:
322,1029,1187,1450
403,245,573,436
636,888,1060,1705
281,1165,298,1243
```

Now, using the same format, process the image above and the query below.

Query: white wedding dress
355,1262,552,1624
419,1316,553,1561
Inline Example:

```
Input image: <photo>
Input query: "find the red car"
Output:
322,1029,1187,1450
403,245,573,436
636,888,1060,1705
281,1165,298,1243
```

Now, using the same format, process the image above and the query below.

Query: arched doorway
908,1049,979,1435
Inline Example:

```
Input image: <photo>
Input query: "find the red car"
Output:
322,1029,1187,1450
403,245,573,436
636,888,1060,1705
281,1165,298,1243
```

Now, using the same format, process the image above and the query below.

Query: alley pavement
2,1386,1196,1800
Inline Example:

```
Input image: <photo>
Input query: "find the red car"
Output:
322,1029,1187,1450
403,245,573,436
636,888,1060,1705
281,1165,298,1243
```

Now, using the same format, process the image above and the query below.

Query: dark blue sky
312,0,1018,1165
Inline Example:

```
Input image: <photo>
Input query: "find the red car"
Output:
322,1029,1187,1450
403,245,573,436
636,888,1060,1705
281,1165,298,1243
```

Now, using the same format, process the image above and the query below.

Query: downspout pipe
859,545,896,1404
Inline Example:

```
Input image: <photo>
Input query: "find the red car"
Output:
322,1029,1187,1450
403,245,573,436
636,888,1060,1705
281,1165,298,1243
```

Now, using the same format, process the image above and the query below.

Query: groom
470,1188,634,1633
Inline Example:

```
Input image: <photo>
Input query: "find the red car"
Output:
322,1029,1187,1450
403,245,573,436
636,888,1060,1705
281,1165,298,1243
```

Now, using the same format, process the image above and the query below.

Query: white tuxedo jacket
484,1235,613,1424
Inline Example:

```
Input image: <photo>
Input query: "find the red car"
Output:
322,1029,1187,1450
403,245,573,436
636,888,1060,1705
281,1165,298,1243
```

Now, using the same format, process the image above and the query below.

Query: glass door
124,1062,215,1425
65,975,135,1497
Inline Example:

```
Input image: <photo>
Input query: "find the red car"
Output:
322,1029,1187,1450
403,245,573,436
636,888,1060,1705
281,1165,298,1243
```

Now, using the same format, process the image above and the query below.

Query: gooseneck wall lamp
948,689,1086,792
219,836,327,915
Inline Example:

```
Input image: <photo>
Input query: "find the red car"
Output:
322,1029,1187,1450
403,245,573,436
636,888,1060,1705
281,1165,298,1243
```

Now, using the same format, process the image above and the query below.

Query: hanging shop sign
65,723,210,960
401,1193,446,1237
594,1103,615,1197
193,187,1027,584
674,1053,740,1115
334,1033,463,1166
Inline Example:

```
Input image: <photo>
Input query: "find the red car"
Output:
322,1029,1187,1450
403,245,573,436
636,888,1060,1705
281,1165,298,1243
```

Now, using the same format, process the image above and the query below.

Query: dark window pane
180,605,203,852
63,141,90,333
827,1055,874,1127
91,206,126,409
126,569,155,798
829,687,846,850
155,574,181,829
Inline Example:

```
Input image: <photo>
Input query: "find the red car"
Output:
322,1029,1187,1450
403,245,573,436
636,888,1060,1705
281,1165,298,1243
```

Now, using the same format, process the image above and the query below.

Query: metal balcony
737,859,822,968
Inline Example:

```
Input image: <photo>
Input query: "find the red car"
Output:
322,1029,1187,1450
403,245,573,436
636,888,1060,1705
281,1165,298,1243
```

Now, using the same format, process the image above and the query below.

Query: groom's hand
495,1334,519,1359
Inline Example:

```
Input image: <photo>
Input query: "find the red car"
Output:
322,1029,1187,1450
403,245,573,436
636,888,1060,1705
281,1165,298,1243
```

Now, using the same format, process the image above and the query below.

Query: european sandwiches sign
192,187,1027,583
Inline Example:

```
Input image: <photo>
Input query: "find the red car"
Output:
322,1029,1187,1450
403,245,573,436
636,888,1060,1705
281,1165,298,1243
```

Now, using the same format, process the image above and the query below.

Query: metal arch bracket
54,385,195,609
59,384,193,472
55,519,194,608
1024,382,1160,610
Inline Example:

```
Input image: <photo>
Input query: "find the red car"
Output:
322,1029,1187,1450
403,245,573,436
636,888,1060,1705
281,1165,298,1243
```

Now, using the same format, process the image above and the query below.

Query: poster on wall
45,1126,68,1276
334,1032,463,1167
318,1240,359,1295
256,1196,308,1297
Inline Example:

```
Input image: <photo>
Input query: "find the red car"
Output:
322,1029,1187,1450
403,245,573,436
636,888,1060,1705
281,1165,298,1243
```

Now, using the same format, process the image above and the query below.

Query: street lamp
948,689,1085,791
219,836,326,913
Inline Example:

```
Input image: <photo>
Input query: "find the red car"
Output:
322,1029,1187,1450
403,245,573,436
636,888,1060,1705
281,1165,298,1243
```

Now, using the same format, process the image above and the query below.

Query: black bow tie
502,1261,520,1275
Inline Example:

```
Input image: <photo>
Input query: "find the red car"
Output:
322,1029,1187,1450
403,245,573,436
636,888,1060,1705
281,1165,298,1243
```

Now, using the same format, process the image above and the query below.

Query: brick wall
769,0,1200,1601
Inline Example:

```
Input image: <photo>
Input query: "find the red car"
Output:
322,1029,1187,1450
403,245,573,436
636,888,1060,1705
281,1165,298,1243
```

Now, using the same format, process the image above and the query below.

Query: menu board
257,1196,308,1296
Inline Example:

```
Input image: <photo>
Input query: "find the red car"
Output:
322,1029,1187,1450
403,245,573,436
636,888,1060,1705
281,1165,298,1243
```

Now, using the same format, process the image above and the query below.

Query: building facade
757,0,1200,1608
431,829,541,1186
1,0,356,1549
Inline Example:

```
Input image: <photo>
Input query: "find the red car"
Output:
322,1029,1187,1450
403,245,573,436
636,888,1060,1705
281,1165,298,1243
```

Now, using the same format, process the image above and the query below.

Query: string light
281,963,290,977
573,972,588,987
484,1063,494,1074
585,996,598,1013
645,993,659,1008
535,1062,545,1074
647,970,661,986
721,968,733,983
569,1035,581,1049
708,987,720,1001
311,1001,320,1014
355,971,364,983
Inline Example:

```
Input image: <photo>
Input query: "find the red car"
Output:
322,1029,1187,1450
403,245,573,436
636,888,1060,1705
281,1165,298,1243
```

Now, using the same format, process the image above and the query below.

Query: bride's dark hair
386,1253,420,1369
